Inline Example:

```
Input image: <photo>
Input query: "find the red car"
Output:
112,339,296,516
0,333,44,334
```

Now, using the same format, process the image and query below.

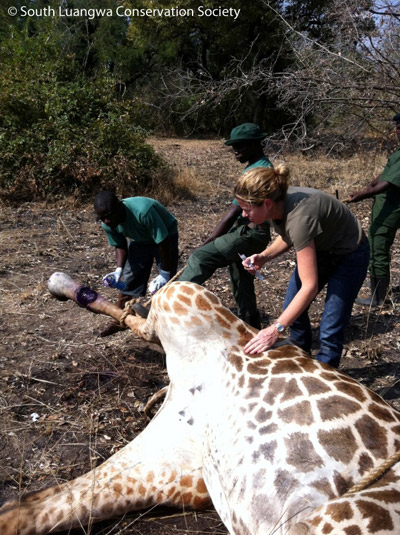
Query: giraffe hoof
132,303,150,318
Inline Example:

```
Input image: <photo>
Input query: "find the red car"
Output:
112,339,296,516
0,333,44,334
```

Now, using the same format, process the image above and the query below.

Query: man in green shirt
349,113,400,306
94,192,179,336
179,123,272,328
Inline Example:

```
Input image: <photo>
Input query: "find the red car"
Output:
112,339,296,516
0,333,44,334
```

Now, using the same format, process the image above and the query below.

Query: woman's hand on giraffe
244,325,279,354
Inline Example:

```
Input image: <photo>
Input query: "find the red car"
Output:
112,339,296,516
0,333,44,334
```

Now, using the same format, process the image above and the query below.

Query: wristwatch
274,322,285,333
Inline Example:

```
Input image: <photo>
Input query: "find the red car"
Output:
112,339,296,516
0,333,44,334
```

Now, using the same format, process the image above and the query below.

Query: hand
242,254,265,274
148,268,171,294
103,266,123,285
244,325,279,355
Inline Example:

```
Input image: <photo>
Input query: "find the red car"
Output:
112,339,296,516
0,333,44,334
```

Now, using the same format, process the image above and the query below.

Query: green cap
224,123,267,146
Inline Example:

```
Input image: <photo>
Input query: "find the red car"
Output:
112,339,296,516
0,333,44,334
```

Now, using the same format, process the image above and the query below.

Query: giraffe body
1,274,400,535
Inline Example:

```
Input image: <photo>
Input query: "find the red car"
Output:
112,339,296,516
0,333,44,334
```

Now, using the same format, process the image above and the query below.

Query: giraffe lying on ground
1,271,400,535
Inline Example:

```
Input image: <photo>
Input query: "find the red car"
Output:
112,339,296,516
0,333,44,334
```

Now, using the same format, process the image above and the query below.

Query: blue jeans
283,239,370,368
122,233,179,297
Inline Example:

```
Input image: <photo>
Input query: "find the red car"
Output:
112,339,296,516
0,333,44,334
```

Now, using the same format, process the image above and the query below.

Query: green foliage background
0,0,380,201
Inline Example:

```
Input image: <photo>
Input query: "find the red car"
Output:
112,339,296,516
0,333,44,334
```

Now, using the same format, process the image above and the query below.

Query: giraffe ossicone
1,271,400,535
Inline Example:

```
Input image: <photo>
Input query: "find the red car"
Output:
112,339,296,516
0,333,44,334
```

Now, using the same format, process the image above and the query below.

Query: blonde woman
234,165,369,368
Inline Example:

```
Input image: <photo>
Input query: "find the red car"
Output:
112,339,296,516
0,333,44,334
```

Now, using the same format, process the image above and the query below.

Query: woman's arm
244,241,319,354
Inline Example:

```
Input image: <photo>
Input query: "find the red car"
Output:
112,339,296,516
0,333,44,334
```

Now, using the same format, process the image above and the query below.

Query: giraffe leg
47,272,160,344
0,390,210,535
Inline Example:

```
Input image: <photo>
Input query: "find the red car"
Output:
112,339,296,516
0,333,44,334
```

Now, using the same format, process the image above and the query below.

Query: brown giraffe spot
162,301,171,312
196,478,207,493
40,513,50,524
170,316,181,325
285,433,324,471
167,486,176,498
263,377,287,404
363,488,400,503
302,376,332,396
272,359,304,374
172,301,189,315
180,284,195,295
368,402,397,422
317,395,362,422
344,527,362,535
274,469,300,497
126,487,134,495
334,382,367,402
182,491,194,504
298,357,320,372
259,423,278,435
216,313,231,329
278,400,314,426
246,376,265,398
178,294,192,307
281,378,304,401
216,305,236,322
204,289,220,304
138,484,146,497
168,470,178,483
238,374,245,388
255,407,272,423
334,472,353,495
322,523,333,534
195,293,212,311
355,499,393,532
318,427,358,463
258,440,278,462
310,515,323,527
326,500,354,521
247,362,270,375
180,475,193,488
229,354,243,372
311,478,335,499
320,371,341,382
113,483,123,495
193,495,212,508
164,285,176,300
358,452,374,475
355,415,389,459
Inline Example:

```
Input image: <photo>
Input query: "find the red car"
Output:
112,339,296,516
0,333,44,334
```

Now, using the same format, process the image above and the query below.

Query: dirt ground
1,138,400,534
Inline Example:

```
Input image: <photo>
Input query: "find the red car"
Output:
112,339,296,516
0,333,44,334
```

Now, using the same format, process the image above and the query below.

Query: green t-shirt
232,155,273,224
377,148,400,203
272,187,362,254
102,197,178,248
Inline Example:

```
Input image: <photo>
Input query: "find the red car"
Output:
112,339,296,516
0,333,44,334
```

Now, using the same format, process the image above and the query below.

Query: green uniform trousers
180,223,270,317
368,195,400,278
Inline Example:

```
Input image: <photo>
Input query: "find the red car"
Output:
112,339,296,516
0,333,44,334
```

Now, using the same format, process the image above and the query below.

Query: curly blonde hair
234,164,290,205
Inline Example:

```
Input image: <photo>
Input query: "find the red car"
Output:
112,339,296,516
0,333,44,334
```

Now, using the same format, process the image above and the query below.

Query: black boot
356,275,390,307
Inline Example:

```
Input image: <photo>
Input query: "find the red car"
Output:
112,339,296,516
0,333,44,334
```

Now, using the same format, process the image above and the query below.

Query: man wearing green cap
348,113,400,306
180,123,272,328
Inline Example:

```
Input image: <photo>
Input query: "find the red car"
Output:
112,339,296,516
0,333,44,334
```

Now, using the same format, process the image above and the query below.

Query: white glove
103,266,123,286
148,268,170,294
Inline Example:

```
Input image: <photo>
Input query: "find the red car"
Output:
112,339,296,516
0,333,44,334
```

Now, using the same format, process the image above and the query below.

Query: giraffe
1,271,400,535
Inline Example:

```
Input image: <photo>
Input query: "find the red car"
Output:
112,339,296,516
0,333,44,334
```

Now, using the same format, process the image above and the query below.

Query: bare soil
1,138,400,534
